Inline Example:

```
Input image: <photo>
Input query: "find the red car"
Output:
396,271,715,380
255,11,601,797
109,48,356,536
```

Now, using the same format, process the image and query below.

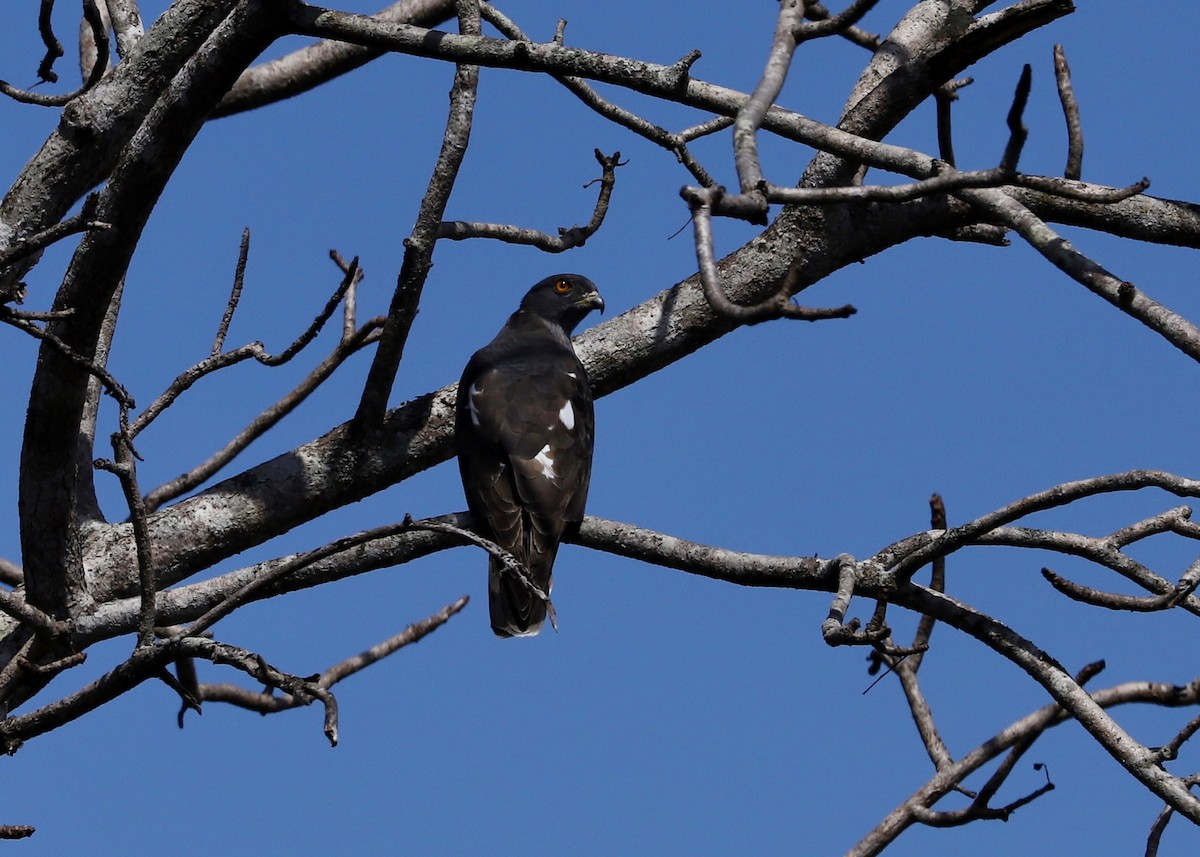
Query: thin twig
479,3,721,188
0,641,176,751
683,64,1053,220
972,524,1200,618
867,498,948,753
178,597,469,728
403,516,555,627
94,435,158,648
793,0,881,42
1145,775,1200,857
174,519,452,640
177,637,341,746
904,493,948,677
685,187,856,323
438,149,625,251
142,317,384,511
212,229,250,356
1013,173,1147,202
733,0,881,209
802,0,882,49
851,668,1199,856
0,194,110,274
320,595,469,684
37,0,64,82
328,249,364,340
731,0,809,216
887,473,1200,580
1153,713,1200,764
130,257,364,441
1053,44,1082,180
1041,559,1200,613
1000,64,1032,173
2,0,108,105
933,78,973,167
1107,506,1193,548
972,689,1063,813
260,257,360,366
0,310,134,410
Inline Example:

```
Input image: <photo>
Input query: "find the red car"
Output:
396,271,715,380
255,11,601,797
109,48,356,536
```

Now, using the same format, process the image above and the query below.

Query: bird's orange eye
553,279,572,295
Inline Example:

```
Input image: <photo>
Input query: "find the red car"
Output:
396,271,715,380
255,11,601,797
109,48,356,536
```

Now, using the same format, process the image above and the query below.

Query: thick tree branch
12,0,288,715
68,194,1000,602
216,0,457,116
0,0,246,298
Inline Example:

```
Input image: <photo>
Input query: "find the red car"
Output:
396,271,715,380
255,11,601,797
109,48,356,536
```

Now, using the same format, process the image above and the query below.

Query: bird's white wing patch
558,400,575,431
534,444,557,479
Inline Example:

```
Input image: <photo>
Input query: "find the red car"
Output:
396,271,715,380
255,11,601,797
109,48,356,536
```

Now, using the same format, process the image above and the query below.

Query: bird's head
520,274,605,334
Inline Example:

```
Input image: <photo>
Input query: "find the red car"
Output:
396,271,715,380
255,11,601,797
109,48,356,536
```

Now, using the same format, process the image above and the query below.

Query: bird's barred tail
488,556,551,638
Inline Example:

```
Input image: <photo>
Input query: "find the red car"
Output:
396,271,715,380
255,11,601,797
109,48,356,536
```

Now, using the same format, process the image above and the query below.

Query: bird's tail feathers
488,554,555,638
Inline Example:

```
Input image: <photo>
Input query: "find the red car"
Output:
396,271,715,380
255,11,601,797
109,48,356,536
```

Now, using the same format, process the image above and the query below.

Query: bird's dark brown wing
456,347,594,636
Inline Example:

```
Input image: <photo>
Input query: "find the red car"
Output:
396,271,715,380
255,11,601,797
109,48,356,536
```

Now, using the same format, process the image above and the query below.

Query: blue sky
2,2,1199,855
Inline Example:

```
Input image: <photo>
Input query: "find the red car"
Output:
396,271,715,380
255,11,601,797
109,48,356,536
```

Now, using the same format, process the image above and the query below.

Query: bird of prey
455,274,604,637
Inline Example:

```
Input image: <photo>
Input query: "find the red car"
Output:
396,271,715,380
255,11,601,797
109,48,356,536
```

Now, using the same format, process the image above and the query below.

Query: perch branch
402,515,555,628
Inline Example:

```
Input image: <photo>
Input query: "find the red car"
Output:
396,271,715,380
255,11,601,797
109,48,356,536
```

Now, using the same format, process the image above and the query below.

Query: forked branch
438,149,625,252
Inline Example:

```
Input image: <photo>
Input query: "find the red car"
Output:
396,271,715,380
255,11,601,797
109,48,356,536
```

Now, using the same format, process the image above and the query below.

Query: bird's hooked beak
578,288,605,314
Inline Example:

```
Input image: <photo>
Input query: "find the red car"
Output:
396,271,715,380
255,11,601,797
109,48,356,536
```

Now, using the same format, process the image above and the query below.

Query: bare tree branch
216,0,457,116
185,595,468,729
0,194,110,283
479,4,722,188
438,149,624,251
37,0,65,83
1053,43,1083,180
14,0,290,713
5,5,1200,849
0,559,23,589
354,0,481,427
212,228,250,356
106,0,147,59
1,0,108,106
962,187,1200,362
